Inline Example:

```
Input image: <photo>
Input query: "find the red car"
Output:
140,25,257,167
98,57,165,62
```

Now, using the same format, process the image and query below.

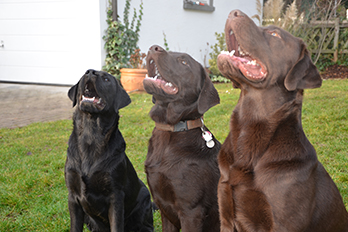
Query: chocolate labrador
217,10,348,232
65,69,153,232
143,45,221,232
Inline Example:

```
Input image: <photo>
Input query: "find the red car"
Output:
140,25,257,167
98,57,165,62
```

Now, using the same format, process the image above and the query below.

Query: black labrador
143,45,221,232
65,69,153,232
217,10,348,232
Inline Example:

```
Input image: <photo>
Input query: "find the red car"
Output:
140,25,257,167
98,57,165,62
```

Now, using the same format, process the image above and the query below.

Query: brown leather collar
155,117,203,132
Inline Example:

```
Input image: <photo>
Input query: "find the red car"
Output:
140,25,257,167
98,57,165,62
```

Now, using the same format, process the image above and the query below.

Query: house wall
0,0,108,85
0,0,262,85
117,0,262,67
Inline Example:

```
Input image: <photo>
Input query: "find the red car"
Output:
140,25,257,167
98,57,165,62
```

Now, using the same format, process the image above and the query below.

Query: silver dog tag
202,131,215,148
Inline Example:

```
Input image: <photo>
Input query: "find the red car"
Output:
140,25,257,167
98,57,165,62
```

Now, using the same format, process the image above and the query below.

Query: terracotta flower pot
120,68,147,92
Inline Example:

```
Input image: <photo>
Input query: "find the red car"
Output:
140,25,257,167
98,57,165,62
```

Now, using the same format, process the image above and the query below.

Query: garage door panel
0,0,107,85
0,1,76,20
0,65,83,85
0,19,76,36
0,51,77,67
1,35,72,52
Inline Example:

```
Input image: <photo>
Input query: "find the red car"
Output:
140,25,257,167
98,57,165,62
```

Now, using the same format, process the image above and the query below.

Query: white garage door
0,0,107,85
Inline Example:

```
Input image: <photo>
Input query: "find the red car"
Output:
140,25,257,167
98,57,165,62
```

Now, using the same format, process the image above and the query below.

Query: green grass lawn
0,80,347,231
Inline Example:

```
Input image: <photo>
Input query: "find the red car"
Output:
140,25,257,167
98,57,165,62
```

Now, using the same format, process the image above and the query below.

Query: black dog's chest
66,168,113,198
66,168,113,216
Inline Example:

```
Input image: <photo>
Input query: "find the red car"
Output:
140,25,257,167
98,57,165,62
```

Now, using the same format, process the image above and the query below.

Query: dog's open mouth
80,81,105,109
220,29,267,82
144,59,178,95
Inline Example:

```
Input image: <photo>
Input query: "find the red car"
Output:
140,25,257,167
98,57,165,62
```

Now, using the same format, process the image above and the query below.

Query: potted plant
120,48,147,92
103,0,145,91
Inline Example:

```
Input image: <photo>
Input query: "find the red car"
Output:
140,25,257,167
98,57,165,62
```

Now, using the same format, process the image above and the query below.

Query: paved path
0,83,74,129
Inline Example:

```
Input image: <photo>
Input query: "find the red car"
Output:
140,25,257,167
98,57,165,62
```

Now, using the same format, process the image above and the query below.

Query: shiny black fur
65,69,153,232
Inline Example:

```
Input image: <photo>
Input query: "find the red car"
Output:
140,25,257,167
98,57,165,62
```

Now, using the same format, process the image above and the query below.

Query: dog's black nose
149,45,164,53
228,9,245,19
85,69,96,75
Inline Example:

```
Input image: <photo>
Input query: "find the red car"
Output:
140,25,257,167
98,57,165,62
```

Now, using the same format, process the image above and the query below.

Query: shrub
103,0,144,79
208,32,230,82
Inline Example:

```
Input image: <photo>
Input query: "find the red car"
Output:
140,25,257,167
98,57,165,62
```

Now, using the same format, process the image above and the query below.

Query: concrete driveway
0,83,74,129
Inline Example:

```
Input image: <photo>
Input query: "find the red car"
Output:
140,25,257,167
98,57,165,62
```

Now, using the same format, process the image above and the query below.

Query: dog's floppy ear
114,79,131,112
68,83,79,107
284,43,322,91
197,67,220,114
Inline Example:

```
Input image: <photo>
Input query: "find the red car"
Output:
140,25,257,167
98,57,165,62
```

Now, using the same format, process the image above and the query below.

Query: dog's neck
236,86,302,121
149,100,201,125
73,110,124,158
229,89,304,168
155,117,203,132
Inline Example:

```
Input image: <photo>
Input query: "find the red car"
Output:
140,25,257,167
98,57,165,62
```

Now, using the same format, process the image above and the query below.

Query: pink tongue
248,65,262,75
233,56,250,63
238,61,263,79
160,82,178,94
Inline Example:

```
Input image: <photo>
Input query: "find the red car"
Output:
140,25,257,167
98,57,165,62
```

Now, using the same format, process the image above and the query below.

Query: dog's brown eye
104,77,109,82
181,60,187,65
268,31,281,39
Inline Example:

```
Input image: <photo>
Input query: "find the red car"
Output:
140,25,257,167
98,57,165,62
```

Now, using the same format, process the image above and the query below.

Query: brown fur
217,10,348,232
143,45,221,232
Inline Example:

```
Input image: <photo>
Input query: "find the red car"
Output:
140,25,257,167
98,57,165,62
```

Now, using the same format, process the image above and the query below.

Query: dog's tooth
220,50,235,57
165,82,173,87
239,47,245,56
150,59,154,64
229,30,233,35
247,60,256,65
